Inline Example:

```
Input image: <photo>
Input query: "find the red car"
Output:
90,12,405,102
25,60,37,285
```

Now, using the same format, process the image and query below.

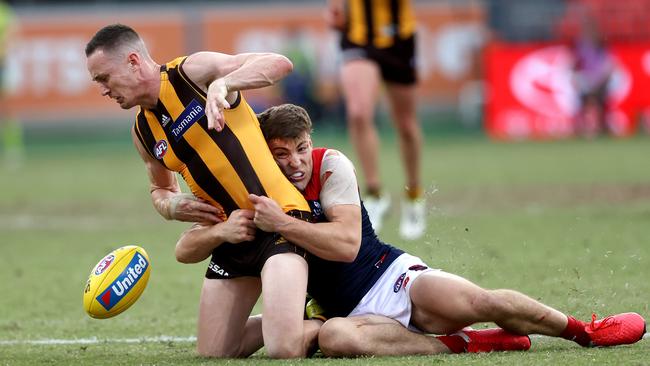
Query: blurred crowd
3,0,650,139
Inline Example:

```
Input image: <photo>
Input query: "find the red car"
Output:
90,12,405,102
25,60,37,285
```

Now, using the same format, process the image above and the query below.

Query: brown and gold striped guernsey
133,56,310,217
346,0,416,48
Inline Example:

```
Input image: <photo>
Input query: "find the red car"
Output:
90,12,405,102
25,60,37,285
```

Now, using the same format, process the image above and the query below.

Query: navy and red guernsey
304,148,403,317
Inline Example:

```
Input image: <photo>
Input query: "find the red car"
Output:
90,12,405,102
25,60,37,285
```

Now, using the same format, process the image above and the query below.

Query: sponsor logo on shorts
169,99,205,141
94,254,115,275
154,140,168,159
393,272,406,293
96,253,149,311
403,276,410,289
208,261,230,277
408,264,428,271
274,236,288,245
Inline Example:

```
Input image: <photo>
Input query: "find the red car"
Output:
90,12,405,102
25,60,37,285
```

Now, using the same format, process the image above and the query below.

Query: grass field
1,130,649,365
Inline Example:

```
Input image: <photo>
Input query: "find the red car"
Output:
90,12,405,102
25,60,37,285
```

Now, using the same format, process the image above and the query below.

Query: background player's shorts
340,36,416,85
205,210,310,279
347,253,438,330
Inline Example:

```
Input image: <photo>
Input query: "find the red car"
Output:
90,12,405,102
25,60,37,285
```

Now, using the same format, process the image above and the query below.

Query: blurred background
3,0,650,154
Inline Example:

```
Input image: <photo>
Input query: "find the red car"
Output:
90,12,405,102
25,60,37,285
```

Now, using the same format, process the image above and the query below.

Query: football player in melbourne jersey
85,24,320,358
176,104,645,357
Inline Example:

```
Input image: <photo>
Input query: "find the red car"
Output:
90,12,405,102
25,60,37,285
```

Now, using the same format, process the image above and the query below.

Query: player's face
87,49,139,109
267,132,313,191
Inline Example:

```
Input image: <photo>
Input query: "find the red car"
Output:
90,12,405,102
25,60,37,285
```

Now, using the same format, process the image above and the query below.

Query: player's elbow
274,54,294,79
175,248,191,264
339,235,361,263
339,251,357,263
175,241,198,264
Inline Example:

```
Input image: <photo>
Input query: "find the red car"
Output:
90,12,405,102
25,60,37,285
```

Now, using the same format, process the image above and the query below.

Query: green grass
1,132,649,365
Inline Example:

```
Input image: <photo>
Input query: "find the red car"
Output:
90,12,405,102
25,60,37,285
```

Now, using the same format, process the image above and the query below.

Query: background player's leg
385,82,425,240
385,82,421,197
340,59,389,231
340,59,382,193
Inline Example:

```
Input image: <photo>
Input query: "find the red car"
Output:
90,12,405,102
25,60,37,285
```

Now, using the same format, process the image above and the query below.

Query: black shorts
205,210,311,279
340,36,416,85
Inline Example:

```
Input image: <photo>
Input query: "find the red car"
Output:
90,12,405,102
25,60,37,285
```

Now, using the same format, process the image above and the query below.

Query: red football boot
585,312,646,347
456,328,532,353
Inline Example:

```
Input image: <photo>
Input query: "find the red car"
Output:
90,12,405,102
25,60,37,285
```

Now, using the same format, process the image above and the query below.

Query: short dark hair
257,104,313,141
85,24,141,57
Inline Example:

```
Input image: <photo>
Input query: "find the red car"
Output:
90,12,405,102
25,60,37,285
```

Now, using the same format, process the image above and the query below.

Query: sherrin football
83,245,151,319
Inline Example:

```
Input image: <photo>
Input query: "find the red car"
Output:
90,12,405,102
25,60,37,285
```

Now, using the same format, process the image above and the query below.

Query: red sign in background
485,42,650,140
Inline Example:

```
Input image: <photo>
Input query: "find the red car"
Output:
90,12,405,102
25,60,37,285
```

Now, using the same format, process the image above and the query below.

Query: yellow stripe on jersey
345,0,416,48
398,0,416,39
372,0,393,48
224,98,309,213
347,0,367,46
179,166,226,217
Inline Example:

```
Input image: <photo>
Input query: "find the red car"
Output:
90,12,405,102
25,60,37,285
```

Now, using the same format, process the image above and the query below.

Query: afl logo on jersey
154,140,168,159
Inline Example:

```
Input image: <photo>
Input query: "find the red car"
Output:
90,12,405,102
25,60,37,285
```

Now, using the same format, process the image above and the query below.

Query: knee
265,338,305,359
266,340,306,359
318,317,363,357
345,106,372,127
396,118,419,138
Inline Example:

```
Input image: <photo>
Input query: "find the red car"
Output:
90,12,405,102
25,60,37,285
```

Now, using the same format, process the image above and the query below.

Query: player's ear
127,52,141,70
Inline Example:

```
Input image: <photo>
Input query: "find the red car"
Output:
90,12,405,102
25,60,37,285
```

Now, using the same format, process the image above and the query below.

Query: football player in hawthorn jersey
325,0,426,240
85,24,320,358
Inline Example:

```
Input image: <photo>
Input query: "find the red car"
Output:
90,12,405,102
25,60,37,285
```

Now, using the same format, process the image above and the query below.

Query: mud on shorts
347,253,439,331
340,35,416,85
205,210,311,279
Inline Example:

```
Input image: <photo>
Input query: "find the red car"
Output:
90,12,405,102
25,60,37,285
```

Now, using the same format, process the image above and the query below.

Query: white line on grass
0,336,196,346
1,333,648,346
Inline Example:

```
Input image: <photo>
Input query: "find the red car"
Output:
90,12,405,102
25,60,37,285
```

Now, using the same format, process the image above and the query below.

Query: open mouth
289,171,305,181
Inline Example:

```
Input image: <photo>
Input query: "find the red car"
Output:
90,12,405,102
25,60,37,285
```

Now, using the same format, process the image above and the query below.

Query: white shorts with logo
348,253,439,330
